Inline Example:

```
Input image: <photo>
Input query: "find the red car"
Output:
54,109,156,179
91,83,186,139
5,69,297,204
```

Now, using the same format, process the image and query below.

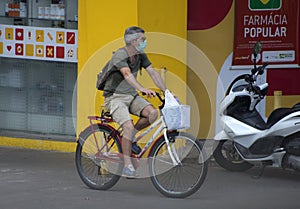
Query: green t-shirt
103,47,151,97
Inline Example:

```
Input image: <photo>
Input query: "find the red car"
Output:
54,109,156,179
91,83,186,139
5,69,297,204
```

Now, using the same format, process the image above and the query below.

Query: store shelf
0,0,77,29
0,16,77,22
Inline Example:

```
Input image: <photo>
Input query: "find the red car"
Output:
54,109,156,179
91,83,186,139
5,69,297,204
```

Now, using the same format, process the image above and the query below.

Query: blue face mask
136,40,147,52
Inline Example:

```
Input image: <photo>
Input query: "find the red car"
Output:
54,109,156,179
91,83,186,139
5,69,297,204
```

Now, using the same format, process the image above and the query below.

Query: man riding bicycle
103,26,166,177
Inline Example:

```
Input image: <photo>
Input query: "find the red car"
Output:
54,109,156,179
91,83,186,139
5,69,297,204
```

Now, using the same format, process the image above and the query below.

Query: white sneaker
122,164,136,178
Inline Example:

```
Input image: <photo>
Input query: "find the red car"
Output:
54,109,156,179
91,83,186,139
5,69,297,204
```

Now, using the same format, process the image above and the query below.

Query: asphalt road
0,146,299,209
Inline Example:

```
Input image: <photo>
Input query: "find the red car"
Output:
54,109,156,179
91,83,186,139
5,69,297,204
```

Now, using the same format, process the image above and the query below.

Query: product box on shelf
7,2,27,18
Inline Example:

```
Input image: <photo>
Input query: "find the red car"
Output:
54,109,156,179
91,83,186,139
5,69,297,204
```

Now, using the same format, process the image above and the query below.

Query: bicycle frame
87,114,182,166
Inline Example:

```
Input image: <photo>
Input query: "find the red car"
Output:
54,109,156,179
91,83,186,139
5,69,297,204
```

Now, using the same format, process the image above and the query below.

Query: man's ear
131,39,137,45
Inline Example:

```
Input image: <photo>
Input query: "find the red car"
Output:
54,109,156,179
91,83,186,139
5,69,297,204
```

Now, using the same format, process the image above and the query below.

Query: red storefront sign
233,0,299,66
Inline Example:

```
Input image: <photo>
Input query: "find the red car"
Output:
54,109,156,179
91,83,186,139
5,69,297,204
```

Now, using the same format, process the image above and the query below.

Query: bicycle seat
100,106,112,119
102,111,112,119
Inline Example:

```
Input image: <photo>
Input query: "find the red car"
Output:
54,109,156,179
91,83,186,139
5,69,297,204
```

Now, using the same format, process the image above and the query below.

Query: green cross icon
249,0,281,10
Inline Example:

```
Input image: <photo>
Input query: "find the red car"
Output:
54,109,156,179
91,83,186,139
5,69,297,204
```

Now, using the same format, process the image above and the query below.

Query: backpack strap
123,47,143,76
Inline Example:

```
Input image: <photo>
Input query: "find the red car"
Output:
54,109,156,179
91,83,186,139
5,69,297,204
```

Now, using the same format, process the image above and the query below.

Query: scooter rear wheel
213,140,253,172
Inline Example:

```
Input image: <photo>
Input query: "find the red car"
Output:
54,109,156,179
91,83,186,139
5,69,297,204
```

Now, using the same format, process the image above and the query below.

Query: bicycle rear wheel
75,124,123,190
149,132,208,198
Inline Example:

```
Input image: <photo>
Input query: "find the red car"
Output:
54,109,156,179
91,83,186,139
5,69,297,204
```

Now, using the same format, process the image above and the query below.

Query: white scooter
213,42,300,173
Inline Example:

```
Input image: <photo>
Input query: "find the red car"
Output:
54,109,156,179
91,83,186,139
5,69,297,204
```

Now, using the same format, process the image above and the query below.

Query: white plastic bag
162,89,190,130
164,89,180,107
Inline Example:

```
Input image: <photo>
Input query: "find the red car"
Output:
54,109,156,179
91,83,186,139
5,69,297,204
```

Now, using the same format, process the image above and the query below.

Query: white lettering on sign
243,14,288,38
243,14,287,26
244,27,286,38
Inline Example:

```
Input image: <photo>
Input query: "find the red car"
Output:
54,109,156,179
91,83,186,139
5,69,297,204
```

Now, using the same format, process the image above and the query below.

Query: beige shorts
104,94,151,126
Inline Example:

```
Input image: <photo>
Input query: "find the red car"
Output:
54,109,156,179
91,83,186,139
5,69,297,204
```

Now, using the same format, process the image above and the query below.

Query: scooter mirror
253,41,262,58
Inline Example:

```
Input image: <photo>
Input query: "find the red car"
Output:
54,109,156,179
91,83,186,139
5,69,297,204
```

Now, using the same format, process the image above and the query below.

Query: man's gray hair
124,26,145,46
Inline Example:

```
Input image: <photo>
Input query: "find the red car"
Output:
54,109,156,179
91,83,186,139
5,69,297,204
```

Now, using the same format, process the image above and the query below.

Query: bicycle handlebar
155,92,164,102
141,91,165,109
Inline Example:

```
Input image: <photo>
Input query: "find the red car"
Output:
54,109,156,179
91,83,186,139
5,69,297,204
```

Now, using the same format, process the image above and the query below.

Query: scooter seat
266,104,300,128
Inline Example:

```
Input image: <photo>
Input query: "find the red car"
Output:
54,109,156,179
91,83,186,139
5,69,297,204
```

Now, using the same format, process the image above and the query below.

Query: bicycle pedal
132,142,141,154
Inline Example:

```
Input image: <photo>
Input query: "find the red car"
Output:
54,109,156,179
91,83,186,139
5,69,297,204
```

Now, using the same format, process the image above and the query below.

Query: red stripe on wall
267,68,300,96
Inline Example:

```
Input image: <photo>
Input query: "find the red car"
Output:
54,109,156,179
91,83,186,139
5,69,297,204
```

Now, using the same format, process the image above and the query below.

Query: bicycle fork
163,129,182,166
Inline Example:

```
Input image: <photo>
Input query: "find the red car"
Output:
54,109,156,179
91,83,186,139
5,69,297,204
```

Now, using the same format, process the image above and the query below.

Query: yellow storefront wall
137,0,187,99
0,0,187,151
77,0,139,138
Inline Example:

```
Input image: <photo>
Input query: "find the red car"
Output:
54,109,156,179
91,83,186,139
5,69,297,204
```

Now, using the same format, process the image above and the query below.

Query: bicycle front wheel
149,132,208,198
75,124,123,190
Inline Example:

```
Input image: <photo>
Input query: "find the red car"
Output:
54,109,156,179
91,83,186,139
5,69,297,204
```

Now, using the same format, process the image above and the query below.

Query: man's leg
130,104,158,155
104,94,136,176
121,120,135,167
121,120,138,177
133,105,158,134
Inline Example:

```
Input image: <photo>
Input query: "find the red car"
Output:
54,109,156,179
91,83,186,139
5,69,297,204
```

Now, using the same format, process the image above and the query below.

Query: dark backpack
96,51,143,91
96,60,113,90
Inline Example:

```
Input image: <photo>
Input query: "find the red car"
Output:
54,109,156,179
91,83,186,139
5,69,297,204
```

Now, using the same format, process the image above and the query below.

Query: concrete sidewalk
0,146,299,209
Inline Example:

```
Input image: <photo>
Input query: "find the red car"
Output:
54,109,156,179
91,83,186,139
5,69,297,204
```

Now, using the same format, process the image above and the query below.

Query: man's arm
120,67,155,97
145,65,166,92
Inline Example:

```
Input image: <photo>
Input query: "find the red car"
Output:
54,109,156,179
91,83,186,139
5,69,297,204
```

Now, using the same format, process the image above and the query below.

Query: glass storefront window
0,58,77,140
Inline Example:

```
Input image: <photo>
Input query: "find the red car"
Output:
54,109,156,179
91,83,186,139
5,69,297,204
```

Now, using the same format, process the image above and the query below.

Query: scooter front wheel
213,140,253,172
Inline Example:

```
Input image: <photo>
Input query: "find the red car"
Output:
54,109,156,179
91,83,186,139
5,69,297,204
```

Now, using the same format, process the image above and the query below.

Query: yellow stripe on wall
0,136,76,152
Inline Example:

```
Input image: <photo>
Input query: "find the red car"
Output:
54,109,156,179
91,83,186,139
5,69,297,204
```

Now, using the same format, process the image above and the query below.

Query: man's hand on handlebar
140,88,156,98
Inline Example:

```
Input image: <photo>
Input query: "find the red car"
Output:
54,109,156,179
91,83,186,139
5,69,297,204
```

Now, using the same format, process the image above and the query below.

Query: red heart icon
7,45,12,51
